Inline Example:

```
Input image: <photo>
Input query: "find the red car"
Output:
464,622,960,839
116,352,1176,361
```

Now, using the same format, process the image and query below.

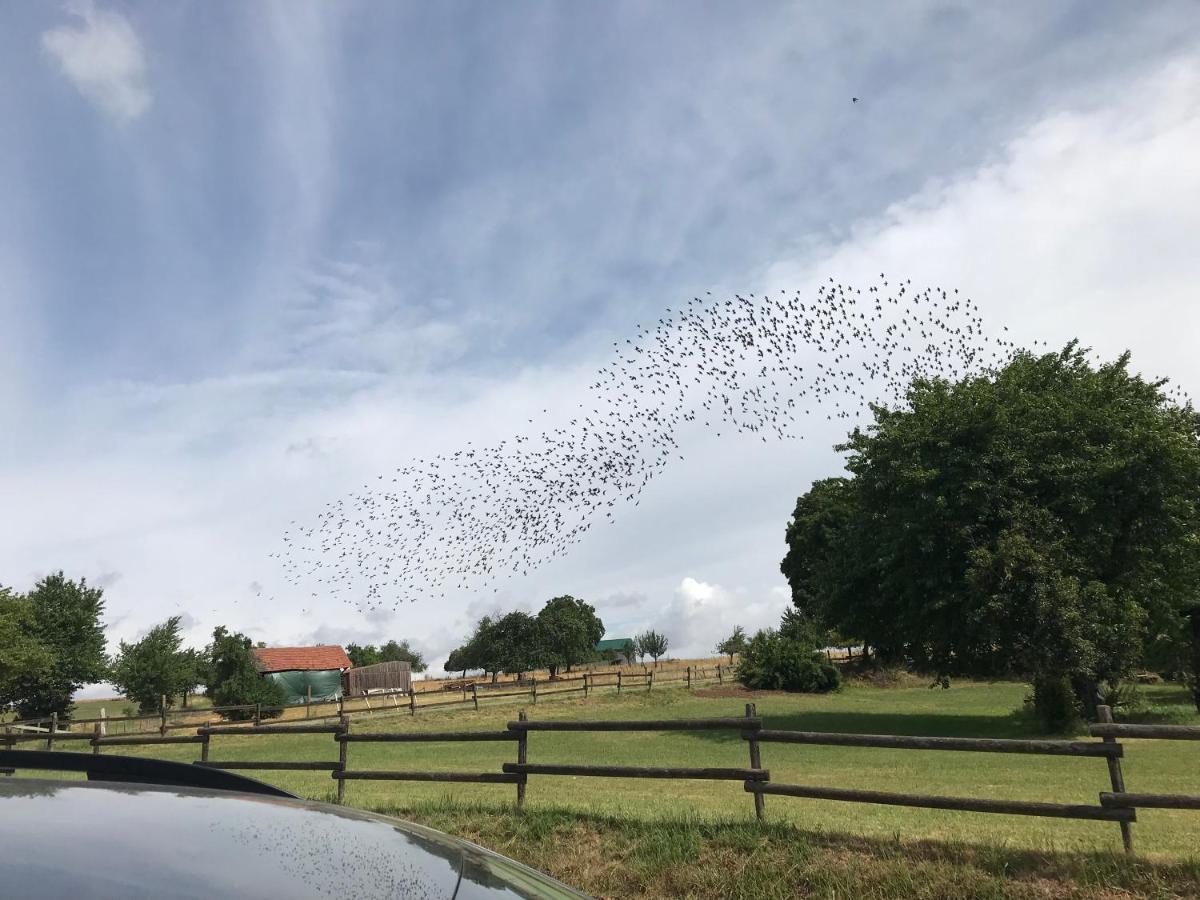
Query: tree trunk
1187,606,1200,713
1071,674,1103,722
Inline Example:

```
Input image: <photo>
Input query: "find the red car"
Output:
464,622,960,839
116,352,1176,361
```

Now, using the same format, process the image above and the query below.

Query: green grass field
51,679,1198,859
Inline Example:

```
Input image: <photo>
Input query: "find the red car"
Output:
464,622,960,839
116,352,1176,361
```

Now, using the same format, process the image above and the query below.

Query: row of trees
442,596,675,680
780,345,1200,727
0,572,429,720
345,640,427,671
445,596,605,680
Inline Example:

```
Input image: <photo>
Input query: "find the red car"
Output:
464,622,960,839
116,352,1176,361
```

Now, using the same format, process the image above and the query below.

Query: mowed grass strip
40,680,1200,859
388,802,1200,900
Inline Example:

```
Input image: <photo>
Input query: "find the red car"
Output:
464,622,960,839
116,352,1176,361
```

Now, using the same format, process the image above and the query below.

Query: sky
2,2,1199,694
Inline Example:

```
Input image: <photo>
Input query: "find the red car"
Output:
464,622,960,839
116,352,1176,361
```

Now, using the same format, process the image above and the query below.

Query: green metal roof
594,638,634,651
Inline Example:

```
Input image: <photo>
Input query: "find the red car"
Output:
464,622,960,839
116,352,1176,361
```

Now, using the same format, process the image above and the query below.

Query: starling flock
272,278,1184,612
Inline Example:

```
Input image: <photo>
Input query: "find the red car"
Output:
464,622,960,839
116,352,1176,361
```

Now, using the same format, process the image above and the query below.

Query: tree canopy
782,345,1200,724
0,587,55,714
109,616,199,713
636,629,669,667
347,639,428,671
536,595,604,676
715,626,748,663
203,626,284,719
1,573,108,719
345,643,382,668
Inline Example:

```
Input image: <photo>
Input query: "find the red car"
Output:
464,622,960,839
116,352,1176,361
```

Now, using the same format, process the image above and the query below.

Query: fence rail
7,701,1196,857
1087,717,1200,816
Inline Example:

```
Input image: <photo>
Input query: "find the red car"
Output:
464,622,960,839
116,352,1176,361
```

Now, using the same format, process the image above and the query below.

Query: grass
390,802,1200,899
13,677,1200,896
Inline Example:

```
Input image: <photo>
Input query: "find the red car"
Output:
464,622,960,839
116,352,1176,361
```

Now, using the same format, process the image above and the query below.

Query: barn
594,637,636,665
251,645,352,704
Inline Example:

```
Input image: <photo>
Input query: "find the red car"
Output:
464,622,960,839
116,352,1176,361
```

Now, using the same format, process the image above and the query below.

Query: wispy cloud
41,1,151,123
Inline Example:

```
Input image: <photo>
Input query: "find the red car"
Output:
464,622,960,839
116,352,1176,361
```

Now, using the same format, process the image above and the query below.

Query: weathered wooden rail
744,704,1136,852
10,698,1192,857
1088,712,1200,825
334,714,528,804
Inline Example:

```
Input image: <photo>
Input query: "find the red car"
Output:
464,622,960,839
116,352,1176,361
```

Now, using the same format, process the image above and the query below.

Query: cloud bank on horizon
2,2,1198,678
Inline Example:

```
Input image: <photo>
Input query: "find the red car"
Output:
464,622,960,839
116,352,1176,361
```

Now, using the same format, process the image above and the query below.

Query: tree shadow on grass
686,706,1050,748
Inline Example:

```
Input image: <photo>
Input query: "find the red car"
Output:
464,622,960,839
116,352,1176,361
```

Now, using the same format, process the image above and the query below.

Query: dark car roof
0,778,586,900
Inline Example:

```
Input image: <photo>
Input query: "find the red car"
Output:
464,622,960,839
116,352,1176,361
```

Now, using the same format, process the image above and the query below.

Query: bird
851,97,859,103
267,277,1184,614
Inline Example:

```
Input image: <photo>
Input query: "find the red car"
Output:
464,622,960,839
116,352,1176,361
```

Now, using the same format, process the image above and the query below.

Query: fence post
617,671,623,696
160,696,168,736
687,666,692,690
410,690,417,716
746,703,764,821
532,680,537,705
648,670,654,691
306,685,312,719
48,712,57,751
92,722,102,755
337,692,344,718
337,716,349,804
717,665,724,684
472,683,479,711
1096,704,1134,855
254,703,261,727
516,710,528,809
583,673,590,699
200,729,211,763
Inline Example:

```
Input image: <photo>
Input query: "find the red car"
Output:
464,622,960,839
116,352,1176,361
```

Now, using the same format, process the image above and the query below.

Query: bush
211,669,285,721
1027,673,1082,733
736,630,841,693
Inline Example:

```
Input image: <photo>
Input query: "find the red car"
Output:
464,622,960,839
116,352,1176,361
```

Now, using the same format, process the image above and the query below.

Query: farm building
594,637,636,664
251,645,352,704
344,660,413,697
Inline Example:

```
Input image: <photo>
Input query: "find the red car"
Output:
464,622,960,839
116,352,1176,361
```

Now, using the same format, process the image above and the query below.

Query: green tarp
264,669,343,704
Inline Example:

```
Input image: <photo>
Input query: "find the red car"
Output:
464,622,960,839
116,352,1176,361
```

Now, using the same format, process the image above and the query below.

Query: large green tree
782,345,1200,725
490,612,547,678
203,626,284,720
345,643,382,668
379,639,427,672
445,616,501,681
536,595,604,676
5,573,108,719
0,588,55,712
109,616,197,713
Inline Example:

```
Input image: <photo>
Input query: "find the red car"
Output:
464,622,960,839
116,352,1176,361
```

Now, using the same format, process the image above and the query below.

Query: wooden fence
9,700,1193,856
1,664,736,745
1088,715,1200,819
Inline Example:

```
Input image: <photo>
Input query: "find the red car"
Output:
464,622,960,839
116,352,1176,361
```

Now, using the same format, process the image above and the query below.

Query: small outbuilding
594,637,637,665
344,660,413,697
251,645,352,704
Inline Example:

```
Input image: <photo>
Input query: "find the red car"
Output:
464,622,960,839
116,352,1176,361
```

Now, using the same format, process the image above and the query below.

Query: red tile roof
251,645,351,673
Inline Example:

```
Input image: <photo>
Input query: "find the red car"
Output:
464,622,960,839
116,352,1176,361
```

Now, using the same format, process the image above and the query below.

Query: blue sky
3,2,1199,685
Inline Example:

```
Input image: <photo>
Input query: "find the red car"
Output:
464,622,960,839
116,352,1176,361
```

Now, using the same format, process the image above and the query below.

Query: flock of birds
271,278,1185,612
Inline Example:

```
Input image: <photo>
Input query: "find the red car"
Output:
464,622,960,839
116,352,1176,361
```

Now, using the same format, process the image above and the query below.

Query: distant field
37,677,1199,864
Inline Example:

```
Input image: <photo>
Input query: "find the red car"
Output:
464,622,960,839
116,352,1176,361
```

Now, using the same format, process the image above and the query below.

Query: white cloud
41,1,151,123
6,53,1200,683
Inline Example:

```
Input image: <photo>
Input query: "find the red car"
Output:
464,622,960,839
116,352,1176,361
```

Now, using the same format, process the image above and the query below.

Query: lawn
48,676,1198,866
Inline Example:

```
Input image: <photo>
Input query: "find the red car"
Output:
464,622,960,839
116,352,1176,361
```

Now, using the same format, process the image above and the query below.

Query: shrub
1027,673,1082,733
736,630,841,693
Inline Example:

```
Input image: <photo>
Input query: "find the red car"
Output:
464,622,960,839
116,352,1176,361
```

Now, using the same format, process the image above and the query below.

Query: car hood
0,779,586,900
